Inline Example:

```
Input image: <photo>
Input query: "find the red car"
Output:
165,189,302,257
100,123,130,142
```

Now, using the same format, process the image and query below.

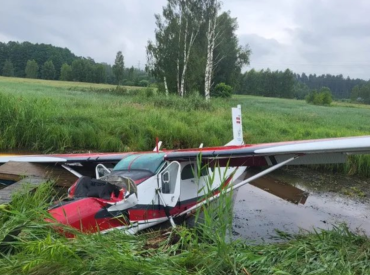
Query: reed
0,181,370,274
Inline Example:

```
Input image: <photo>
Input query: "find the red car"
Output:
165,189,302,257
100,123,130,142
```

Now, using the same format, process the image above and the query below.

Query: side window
181,164,195,180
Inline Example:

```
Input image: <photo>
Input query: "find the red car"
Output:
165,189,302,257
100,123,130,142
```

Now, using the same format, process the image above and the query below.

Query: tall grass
1,181,370,274
0,77,370,175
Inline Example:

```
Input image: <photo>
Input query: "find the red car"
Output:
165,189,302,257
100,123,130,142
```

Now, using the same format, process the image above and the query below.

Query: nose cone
48,198,128,234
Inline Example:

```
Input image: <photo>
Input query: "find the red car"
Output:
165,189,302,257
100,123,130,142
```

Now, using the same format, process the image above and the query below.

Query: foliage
211,82,232,98
113,51,124,85
60,63,72,81
147,2,250,97
295,72,366,99
2,59,14,77
0,41,76,78
306,87,333,106
212,12,250,92
351,82,370,104
293,81,310,99
239,69,295,98
41,60,56,80
25,60,39,78
0,41,153,86
139,79,149,87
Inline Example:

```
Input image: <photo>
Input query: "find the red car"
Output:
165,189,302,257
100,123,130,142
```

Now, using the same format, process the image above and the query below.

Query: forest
0,41,152,87
0,0,369,102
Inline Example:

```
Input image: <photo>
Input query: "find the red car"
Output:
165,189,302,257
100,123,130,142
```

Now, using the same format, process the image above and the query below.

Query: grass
0,76,370,176
1,181,370,274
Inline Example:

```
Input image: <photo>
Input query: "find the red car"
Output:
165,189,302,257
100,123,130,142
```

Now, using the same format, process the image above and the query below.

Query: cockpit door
158,161,181,207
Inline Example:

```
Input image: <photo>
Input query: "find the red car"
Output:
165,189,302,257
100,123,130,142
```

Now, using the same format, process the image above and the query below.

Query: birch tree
147,0,204,97
204,0,220,101
146,0,250,97
178,0,203,97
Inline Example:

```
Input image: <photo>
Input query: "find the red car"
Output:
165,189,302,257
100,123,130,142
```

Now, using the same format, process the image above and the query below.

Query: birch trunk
163,76,169,96
204,1,218,101
180,20,188,97
177,9,182,96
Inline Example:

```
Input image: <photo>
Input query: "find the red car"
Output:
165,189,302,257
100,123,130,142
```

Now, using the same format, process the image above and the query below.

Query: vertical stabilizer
226,105,244,146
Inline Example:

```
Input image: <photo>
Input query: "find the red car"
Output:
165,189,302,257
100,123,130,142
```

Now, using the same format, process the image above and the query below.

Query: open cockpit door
157,161,181,207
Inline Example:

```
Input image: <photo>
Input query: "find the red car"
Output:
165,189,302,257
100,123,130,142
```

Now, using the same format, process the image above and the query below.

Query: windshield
113,153,165,174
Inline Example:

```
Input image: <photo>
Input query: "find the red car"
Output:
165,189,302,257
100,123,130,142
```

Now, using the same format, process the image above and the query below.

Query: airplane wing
164,135,370,166
0,152,132,164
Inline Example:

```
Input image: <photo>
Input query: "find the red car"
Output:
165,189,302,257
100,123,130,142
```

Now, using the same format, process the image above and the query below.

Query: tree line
351,82,370,104
294,73,367,99
0,41,153,86
237,69,295,98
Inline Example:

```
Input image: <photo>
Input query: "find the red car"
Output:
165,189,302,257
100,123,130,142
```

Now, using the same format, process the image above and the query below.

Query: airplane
0,105,370,235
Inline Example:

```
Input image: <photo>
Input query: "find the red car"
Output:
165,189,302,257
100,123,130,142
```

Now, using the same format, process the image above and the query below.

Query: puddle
233,168,370,243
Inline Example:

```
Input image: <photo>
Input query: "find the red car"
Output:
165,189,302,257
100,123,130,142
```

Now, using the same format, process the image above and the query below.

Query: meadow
1,76,370,175
1,77,370,274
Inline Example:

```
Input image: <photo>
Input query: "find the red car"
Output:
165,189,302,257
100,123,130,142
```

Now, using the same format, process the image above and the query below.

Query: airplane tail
226,105,244,146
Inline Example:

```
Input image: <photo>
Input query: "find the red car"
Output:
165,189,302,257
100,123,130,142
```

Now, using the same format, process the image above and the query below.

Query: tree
320,87,333,105
2,59,14,77
147,0,205,97
25,59,39,78
211,82,232,98
210,12,250,95
0,41,78,78
204,0,220,100
113,51,124,85
60,63,72,81
147,0,250,98
71,59,86,82
94,64,106,83
305,87,332,106
41,60,56,80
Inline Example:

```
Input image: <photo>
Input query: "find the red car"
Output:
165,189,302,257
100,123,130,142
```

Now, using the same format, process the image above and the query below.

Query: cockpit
113,153,166,174
106,153,166,181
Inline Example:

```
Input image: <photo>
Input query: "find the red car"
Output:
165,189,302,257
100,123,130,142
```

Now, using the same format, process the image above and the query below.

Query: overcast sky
0,0,369,79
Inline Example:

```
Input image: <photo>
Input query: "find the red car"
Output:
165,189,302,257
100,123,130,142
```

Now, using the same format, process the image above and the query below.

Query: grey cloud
0,0,369,79
0,0,166,67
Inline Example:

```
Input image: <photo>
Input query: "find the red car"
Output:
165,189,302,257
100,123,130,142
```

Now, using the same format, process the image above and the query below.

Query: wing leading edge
0,153,131,164
164,136,370,167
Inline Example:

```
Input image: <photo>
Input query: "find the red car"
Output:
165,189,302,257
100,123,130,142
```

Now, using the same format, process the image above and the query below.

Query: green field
1,76,370,175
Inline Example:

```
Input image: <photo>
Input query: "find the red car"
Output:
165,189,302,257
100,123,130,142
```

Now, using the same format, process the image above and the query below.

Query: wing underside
164,136,370,166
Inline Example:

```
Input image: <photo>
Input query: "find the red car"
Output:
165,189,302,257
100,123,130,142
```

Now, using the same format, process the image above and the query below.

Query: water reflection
233,171,370,243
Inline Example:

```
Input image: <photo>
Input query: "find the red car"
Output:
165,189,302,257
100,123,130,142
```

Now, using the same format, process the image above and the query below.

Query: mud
233,167,370,243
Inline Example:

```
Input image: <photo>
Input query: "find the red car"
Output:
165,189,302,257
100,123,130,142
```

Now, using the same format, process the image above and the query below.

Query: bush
211,83,233,98
144,87,154,97
124,81,135,87
305,87,332,106
139,80,149,87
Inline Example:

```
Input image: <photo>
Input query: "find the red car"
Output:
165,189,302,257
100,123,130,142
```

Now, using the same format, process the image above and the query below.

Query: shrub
306,87,332,106
139,80,149,87
212,83,233,98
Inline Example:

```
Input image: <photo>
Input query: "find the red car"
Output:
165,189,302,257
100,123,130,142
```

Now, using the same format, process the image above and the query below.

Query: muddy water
233,168,370,242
